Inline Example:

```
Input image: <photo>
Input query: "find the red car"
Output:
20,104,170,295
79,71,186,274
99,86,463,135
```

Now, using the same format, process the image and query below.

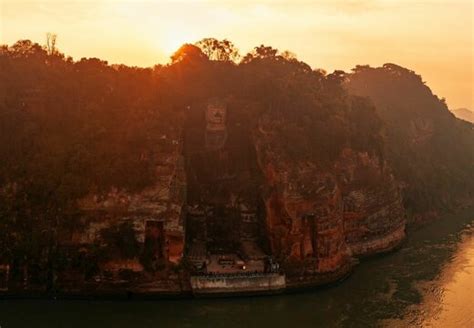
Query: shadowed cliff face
183,100,269,260
254,112,406,276
346,64,474,219
254,117,348,274
60,118,187,285
64,96,406,288
336,149,405,256
1,42,436,294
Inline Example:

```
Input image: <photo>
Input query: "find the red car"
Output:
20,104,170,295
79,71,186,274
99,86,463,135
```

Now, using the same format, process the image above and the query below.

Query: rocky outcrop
254,115,406,281
336,149,406,256
261,160,350,274
56,124,187,293
6,101,407,297
346,64,474,220
1,43,467,298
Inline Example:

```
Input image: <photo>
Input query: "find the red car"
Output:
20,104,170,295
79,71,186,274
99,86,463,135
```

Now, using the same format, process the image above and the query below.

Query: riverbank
383,226,474,327
2,207,473,301
1,208,472,327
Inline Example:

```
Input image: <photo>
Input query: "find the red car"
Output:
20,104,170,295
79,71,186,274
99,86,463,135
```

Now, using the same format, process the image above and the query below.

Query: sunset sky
1,0,473,109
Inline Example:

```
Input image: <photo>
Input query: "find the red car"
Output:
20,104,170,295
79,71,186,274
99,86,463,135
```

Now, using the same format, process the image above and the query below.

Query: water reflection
386,225,474,328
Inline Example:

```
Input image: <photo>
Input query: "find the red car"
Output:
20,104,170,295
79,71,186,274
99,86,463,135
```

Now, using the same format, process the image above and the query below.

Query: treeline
0,38,381,202
0,37,383,275
0,37,473,276
347,64,474,214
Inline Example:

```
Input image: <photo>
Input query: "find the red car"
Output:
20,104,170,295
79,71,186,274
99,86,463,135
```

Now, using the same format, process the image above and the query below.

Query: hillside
346,64,474,219
0,40,471,296
452,108,474,123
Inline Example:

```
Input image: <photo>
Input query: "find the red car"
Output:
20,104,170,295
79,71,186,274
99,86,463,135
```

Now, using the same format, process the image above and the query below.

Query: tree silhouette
170,43,208,63
0,37,472,287
45,32,57,56
242,44,279,63
195,38,240,62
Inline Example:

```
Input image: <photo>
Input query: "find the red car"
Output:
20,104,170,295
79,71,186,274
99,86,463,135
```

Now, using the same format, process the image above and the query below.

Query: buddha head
206,98,227,131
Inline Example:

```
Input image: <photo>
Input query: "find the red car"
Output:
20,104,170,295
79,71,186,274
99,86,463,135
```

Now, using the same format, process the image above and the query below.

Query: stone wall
190,273,286,295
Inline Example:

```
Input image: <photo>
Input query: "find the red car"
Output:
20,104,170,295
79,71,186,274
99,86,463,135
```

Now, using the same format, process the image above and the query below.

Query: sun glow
160,27,197,58
1,0,472,108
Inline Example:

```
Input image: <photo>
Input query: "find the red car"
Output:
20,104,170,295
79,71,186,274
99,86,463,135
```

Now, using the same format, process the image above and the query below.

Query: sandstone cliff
54,123,187,292
253,113,406,281
347,64,474,219
336,149,405,257
2,42,431,297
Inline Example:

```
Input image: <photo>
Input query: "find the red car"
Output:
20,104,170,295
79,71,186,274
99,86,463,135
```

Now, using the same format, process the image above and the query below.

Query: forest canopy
0,37,380,199
0,37,473,268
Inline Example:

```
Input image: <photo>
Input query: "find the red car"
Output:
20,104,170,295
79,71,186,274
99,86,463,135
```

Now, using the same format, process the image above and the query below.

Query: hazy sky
1,0,473,109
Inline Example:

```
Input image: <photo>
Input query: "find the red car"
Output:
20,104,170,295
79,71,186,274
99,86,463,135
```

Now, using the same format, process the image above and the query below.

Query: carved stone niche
301,213,317,259
144,220,166,262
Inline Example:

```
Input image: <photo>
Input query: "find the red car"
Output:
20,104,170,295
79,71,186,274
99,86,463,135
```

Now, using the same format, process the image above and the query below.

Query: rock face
255,133,349,275
254,115,406,281
21,99,407,296
346,64,474,219
1,45,466,298
57,123,187,290
336,149,406,257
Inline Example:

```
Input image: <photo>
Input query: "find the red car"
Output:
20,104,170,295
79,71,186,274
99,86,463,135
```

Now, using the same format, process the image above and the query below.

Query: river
1,210,473,328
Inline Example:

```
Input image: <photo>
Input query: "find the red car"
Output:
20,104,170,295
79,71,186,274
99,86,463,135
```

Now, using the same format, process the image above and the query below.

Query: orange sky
1,0,473,109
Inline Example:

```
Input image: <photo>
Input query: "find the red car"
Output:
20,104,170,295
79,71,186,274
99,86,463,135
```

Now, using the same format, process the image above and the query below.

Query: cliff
346,64,474,220
253,113,405,283
53,121,188,294
8,41,471,298
336,149,405,256
1,96,407,296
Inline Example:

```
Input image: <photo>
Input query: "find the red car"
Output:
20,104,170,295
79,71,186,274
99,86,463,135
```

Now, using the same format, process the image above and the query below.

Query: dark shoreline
2,206,472,301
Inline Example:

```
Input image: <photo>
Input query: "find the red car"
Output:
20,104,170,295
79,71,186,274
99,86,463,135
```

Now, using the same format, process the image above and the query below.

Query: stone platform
190,273,286,296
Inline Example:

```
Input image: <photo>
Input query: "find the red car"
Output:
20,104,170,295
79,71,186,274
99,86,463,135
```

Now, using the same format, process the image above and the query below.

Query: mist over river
1,209,472,328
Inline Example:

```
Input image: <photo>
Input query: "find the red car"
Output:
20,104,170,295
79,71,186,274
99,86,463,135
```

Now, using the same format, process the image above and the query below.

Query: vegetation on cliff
0,38,472,286
347,64,474,216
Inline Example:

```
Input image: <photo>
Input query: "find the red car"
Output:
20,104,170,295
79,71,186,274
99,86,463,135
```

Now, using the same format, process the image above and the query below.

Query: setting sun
1,1,474,327
161,27,197,57
1,0,472,108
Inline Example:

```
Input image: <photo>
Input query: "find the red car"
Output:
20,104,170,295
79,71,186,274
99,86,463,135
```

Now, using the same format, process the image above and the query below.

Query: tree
45,32,57,56
8,40,47,59
170,44,208,64
195,38,240,62
280,50,296,61
241,44,279,63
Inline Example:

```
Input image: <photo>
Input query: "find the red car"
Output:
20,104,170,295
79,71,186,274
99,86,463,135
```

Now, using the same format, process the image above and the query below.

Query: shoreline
2,206,472,301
